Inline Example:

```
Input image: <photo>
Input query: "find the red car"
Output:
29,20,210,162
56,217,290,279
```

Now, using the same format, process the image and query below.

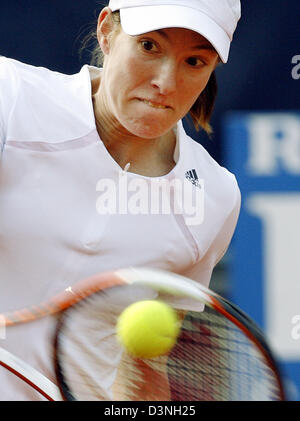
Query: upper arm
214,183,241,265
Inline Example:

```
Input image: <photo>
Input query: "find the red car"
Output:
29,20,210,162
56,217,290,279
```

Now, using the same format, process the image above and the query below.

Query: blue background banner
224,112,300,401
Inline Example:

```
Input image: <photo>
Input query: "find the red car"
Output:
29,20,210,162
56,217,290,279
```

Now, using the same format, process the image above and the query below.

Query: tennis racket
0,266,286,401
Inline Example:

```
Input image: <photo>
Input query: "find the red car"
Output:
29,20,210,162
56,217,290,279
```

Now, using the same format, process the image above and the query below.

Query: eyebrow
156,29,216,52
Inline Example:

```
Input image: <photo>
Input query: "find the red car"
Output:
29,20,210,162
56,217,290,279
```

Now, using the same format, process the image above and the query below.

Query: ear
96,7,115,55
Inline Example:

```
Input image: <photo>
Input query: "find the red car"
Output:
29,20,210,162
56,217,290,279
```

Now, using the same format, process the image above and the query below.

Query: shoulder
0,56,71,94
0,55,20,75
0,56,82,88
0,57,95,143
0,57,21,114
178,122,240,215
175,122,241,266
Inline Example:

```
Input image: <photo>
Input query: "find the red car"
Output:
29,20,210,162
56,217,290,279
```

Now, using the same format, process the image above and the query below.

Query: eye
141,40,158,52
186,56,206,67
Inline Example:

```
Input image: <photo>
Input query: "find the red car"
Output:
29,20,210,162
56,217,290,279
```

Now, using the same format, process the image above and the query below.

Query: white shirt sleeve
180,184,241,288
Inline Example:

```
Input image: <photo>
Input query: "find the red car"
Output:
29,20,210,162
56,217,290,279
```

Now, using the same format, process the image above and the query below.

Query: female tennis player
0,0,241,400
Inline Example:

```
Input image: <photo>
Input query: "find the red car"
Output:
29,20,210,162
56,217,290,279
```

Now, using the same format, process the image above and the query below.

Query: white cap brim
119,5,230,63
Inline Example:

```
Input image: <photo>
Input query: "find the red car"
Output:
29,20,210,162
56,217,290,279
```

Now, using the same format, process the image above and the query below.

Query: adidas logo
185,169,201,188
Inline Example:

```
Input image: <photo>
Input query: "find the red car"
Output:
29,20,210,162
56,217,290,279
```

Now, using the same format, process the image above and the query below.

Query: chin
131,126,170,139
122,118,174,140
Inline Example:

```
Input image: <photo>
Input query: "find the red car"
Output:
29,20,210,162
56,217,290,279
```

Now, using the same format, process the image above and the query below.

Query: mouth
138,99,171,110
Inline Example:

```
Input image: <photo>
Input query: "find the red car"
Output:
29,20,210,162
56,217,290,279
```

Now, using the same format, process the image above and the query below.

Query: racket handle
0,347,62,401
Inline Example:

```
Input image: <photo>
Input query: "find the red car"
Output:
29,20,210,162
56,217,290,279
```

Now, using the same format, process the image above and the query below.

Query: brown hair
80,10,218,135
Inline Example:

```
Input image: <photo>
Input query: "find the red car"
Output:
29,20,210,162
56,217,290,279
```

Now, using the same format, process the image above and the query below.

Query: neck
92,79,176,176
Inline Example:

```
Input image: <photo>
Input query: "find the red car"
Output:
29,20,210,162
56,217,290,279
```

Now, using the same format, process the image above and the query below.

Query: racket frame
0,267,286,401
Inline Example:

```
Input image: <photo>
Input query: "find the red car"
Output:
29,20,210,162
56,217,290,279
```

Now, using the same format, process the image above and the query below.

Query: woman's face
100,23,219,139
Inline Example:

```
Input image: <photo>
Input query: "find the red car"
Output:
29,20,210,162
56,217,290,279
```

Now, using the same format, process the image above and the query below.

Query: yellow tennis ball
116,300,180,359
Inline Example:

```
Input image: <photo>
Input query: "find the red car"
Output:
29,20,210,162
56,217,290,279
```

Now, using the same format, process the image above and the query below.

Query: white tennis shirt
0,57,241,400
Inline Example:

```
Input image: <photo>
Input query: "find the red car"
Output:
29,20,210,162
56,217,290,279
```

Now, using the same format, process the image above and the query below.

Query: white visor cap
108,0,241,63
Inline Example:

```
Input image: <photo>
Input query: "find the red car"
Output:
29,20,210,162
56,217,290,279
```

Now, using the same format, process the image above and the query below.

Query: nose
150,59,178,95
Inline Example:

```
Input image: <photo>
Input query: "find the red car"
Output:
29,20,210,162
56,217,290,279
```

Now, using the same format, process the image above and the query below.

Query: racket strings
55,285,159,401
112,355,171,401
54,286,282,401
167,308,281,401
